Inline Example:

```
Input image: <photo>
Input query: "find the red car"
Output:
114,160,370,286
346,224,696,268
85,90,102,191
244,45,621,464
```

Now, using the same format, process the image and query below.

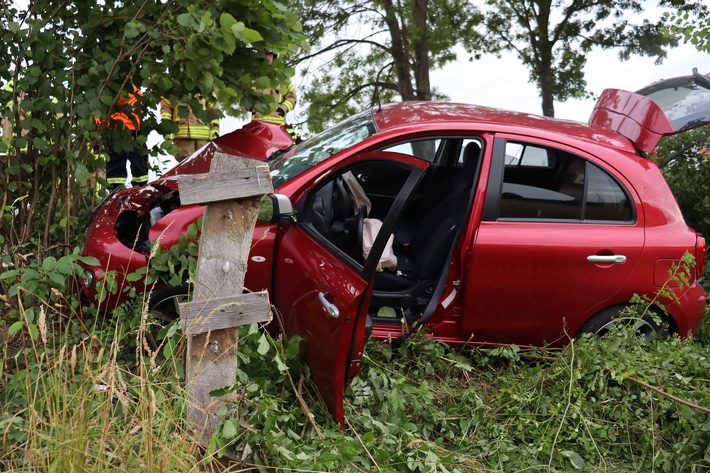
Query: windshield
267,109,378,187
636,75,710,133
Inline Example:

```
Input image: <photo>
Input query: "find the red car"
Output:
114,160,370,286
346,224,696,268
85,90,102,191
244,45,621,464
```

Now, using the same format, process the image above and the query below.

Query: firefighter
160,94,219,162
96,86,149,192
1,80,28,154
252,49,298,140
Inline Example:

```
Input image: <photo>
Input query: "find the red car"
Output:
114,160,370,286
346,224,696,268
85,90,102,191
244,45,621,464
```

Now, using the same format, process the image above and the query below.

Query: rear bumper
669,281,707,337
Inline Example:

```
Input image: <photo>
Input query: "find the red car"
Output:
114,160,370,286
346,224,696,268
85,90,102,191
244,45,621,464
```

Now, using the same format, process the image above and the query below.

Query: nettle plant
0,251,99,339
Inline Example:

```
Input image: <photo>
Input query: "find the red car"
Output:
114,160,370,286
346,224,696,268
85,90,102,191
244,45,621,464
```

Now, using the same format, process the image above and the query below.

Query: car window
381,139,441,162
635,75,710,133
457,138,481,165
504,142,555,167
499,141,632,222
268,110,377,187
584,163,633,221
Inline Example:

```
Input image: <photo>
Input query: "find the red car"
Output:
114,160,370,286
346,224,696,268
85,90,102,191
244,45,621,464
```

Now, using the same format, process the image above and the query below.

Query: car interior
301,136,483,327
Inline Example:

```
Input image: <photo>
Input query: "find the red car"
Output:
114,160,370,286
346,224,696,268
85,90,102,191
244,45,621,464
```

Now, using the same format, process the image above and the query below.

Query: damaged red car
80,72,710,423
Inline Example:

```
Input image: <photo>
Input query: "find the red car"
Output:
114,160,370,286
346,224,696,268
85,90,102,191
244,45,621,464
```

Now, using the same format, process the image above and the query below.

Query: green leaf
187,223,199,240
220,12,237,29
256,333,270,355
242,27,263,44
48,272,66,287
42,256,58,271
126,267,148,282
125,20,141,39
8,321,23,337
177,13,194,28
273,352,288,373
27,323,39,341
561,450,585,470
0,270,19,280
222,419,237,439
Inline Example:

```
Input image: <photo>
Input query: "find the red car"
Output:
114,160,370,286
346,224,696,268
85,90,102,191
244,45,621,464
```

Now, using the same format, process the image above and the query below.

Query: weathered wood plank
191,198,260,300
178,154,272,205
179,153,274,446
185,329,239,443
180,291,272,335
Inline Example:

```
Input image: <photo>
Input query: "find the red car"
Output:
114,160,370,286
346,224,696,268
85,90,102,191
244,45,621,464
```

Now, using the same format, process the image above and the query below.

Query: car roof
371,101,636,153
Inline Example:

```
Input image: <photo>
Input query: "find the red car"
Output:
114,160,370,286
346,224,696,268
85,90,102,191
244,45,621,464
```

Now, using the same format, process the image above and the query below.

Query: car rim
595,316,656,339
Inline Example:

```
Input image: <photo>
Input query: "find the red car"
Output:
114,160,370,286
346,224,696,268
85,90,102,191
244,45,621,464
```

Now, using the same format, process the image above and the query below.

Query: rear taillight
696,233,707,280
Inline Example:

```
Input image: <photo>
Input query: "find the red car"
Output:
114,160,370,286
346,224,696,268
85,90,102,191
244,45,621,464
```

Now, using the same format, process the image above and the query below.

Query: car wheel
147,285,190,323
575,305,669,340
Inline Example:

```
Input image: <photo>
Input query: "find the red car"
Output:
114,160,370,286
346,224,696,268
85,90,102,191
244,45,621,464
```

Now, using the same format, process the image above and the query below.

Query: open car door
272,153,428,424
589,68,710,153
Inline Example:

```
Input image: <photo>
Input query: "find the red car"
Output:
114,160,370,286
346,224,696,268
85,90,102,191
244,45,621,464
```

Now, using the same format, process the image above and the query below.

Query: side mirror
258,193,294,224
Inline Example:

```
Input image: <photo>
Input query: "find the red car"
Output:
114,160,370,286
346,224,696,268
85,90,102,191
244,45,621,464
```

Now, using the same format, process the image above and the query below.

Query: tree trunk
539,72,555,117
412,0,431,100
381,0,416,100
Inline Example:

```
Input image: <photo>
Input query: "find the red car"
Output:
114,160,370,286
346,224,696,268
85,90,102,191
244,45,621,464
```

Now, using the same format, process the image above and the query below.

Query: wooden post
177,153,274,444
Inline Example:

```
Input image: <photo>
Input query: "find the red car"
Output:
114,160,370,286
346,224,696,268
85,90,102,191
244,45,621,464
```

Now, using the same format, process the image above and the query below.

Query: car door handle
318,292,340,319
587,254,627,264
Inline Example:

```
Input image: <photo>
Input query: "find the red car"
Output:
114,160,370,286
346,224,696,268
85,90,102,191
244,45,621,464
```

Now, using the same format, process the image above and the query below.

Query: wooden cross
177,153,274,444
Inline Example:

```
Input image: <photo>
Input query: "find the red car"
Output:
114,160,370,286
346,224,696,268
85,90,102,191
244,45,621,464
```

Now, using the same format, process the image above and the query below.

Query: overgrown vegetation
2,285,709,472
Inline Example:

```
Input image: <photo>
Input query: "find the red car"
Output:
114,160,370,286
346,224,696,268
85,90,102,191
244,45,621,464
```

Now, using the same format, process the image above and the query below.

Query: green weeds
1,249,709,471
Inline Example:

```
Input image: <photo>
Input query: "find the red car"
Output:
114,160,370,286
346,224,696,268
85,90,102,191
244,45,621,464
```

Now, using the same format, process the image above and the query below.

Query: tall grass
0,307,217,472
2,302,709,472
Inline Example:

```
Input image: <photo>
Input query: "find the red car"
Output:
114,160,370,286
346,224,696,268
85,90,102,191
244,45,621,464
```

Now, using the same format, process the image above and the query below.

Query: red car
81,73,709,423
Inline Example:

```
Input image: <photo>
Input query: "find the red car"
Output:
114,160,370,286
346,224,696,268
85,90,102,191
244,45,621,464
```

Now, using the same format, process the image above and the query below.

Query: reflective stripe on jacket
160,97,219,140
252,80,297,125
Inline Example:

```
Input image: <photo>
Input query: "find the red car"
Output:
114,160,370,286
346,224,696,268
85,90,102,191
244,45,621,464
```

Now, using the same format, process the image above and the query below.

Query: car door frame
273,151,428,424
462,135,646,345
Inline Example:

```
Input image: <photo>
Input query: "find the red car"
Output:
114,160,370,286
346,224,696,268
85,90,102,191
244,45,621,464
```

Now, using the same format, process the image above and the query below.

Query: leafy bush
3,244,709,471
206,314,710,472
3,300,709,472
0,251,99,340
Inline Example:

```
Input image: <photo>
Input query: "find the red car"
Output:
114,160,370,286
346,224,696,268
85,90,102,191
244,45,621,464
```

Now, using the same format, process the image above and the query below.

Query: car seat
371,141,480,307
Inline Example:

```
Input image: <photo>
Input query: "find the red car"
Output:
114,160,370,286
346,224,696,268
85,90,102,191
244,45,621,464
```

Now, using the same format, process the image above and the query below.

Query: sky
220,41,710,135
154,41,709,174
431,43,710,123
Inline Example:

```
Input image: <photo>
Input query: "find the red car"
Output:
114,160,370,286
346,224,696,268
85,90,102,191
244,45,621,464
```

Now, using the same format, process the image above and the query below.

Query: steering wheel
356,203,366,262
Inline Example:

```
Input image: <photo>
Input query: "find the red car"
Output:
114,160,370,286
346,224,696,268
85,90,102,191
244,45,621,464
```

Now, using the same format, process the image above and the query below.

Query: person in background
1,80,27,154
160,94,219,162
252,49,298,140
96,85,148,192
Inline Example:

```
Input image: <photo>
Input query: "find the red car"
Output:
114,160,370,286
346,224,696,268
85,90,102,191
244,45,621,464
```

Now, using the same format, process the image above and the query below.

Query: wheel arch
575,302,677,338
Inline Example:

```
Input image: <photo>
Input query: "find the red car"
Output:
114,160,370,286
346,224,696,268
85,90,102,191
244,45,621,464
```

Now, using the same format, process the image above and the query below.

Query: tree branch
625,375,710,414
293,36,390,66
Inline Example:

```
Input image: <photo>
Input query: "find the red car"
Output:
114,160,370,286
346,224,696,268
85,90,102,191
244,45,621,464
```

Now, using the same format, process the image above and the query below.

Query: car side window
585,163,633,221
381,139,441,162
499,141,632,222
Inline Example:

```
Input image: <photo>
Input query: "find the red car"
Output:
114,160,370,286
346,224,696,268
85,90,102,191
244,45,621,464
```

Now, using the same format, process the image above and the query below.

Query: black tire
147,285,190,323
576,305,670,340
